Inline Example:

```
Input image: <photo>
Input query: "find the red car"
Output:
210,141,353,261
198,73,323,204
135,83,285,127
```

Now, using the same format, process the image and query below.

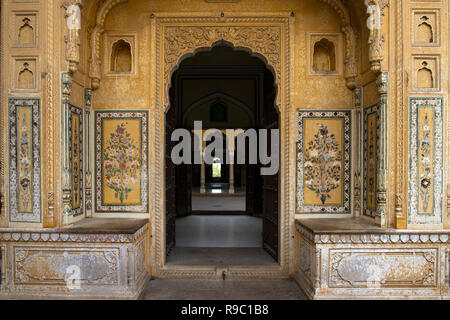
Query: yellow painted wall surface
93,0,353,110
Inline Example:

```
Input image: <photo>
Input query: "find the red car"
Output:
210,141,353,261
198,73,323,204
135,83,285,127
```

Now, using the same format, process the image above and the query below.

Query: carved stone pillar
229,163,235,194
61,73,73,226
376,72,388,228
200,159,206,194
62,1,83,75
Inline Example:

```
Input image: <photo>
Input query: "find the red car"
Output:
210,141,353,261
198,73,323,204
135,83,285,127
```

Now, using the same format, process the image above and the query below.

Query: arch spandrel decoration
162,24,283,109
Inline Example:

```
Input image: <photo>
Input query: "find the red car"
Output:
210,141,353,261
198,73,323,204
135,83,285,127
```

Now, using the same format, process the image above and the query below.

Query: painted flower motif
304,124,342,205
419,113,432,212
103,122,140,204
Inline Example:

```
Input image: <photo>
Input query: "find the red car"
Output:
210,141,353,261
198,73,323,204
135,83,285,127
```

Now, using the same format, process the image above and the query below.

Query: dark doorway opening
165,44,280,266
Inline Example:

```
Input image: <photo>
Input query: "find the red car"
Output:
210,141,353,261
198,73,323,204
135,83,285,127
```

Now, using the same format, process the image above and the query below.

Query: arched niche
110,39,132,73
417,61,434,89
313,38,337,73
18,17,34,45
18,62,34,89
417,16,433,43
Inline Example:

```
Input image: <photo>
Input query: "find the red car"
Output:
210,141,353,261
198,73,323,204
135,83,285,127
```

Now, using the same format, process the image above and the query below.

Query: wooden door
261,76,279,262
165,88,177,256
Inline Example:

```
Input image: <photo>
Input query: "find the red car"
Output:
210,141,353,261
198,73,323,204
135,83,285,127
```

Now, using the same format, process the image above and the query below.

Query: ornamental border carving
297,222,450,245
151,14,293,279
0,223,148,244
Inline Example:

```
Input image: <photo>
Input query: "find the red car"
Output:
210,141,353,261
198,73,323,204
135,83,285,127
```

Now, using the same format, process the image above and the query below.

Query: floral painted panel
296,110,351,214
363,104,380,219
95,111,148,213
8,98,41,223
69,104,83,216
408,97,443,225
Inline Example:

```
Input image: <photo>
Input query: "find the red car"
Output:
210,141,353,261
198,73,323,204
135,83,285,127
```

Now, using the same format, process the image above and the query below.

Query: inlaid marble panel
329,248,438,288
363,103,380,219
296,110,351,214
69,104,83,217
408,97,444,226
95,111,149,213
8,98,41,223
13,246,120,286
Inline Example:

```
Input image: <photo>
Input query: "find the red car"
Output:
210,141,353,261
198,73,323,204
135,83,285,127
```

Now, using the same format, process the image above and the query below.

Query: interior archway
164,44,280,267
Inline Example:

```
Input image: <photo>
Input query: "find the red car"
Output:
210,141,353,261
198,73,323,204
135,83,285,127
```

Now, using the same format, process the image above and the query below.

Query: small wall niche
308,33,342,76
110,40,132,73
412,10,440,46
13,12,38,48
313,39,336,73
11,56,39,92
104,33,137,77
412,55,440,92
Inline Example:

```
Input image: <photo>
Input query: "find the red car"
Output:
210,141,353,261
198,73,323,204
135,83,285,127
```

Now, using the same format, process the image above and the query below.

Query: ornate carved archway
151,14,293,279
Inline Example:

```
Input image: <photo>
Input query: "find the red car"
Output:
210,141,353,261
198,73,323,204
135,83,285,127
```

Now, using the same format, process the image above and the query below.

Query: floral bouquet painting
103,122,140,204
304,124,342,205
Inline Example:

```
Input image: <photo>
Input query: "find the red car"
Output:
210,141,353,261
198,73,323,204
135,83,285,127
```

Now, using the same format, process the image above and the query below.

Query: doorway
164,44,280,267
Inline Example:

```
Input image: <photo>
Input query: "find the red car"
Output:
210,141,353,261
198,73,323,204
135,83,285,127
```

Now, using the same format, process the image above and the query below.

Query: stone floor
176,215,262,247
141,279,307,300
192,196,246,211
166,247,277,266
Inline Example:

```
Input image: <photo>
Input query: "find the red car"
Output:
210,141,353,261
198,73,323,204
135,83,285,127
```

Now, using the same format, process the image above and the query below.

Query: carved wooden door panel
261,128,279,262
165,89,177,256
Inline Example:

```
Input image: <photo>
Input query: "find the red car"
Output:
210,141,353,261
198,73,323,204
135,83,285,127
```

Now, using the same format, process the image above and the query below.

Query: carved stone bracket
89,0,128,89
366,0,389,74
62,1,84,75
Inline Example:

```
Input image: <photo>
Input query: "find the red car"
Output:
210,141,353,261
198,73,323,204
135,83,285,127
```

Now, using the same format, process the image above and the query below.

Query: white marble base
295,219,450,300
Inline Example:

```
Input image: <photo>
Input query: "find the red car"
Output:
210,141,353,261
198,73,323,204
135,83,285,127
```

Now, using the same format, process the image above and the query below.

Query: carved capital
376,71,389,95
61,72,73,100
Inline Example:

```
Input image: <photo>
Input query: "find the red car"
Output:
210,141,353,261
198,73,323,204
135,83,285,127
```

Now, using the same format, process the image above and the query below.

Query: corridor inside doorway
165,44,280,267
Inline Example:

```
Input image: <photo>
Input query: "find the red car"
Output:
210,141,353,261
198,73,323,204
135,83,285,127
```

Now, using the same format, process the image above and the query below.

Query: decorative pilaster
61,73,73,226
376,72,388,227
84,88,93,217
354,87,363,218
62,1,83,75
